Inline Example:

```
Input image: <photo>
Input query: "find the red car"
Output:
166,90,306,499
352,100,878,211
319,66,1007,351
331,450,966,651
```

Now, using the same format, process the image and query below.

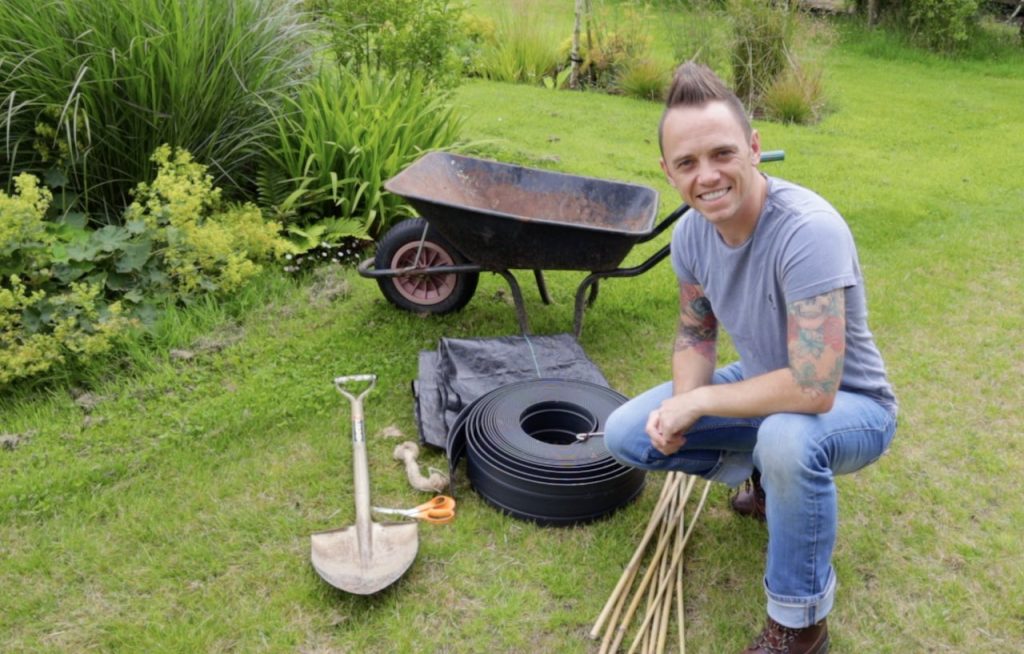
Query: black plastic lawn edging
446,378,646,526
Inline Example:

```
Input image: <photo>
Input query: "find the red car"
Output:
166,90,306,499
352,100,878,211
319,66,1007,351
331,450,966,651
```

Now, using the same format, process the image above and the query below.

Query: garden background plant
0,0,467,387
0,0,314,217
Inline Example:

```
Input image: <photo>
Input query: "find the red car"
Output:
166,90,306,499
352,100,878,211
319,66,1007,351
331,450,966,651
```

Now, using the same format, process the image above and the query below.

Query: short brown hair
658,62,752,154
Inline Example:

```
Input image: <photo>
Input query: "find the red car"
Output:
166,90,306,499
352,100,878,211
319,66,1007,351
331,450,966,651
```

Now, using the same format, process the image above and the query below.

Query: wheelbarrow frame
358,151,783,337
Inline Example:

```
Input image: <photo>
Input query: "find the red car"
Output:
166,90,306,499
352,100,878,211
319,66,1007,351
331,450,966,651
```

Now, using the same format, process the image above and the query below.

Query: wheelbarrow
358,151,783,337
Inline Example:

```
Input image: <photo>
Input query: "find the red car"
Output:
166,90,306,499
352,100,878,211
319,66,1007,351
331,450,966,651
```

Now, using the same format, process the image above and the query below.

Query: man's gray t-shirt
670,175,897,414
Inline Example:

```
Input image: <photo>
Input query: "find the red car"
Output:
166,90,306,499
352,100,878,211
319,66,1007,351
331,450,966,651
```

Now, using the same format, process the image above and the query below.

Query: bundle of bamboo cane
589,472,713,654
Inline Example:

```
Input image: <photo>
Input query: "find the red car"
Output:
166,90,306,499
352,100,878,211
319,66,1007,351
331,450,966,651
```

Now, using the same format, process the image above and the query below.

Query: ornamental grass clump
614,58,669,101
0,0,314,220
761,58,830,125
474,1,563,83
729,0,797,110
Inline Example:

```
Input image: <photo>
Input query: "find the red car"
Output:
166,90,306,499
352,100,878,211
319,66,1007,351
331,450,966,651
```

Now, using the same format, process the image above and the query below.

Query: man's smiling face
660,101,765,245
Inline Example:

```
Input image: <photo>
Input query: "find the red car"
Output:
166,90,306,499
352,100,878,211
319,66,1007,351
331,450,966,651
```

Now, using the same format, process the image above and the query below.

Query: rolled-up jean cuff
765,567,836,628
707,451,754,488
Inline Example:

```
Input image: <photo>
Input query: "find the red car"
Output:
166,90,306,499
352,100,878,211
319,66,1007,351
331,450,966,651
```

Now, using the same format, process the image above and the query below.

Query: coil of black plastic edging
446,379,646,526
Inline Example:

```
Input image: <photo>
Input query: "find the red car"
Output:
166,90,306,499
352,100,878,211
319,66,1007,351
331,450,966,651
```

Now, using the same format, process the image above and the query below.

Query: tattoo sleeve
786,288,846,399
675,283,717,365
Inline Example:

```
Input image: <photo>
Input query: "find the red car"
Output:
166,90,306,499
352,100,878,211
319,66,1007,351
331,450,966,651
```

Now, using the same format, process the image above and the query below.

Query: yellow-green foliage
0,174,53,272
0,277,129,384
2,144,287,386
1,179,131,385
126,145,286,297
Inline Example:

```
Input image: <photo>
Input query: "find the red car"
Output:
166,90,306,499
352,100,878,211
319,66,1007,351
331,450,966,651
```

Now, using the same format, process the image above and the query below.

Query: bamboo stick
599,543,643,654
649,485,678,654
607,485,692,653
676,535,685,654
599,474,682,654
590,473,683,639
654,505,680,654
596,473,712,654
626,481,712,654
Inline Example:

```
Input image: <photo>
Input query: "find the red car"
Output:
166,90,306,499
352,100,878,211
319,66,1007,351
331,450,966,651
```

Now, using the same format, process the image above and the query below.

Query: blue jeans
603,363,897,628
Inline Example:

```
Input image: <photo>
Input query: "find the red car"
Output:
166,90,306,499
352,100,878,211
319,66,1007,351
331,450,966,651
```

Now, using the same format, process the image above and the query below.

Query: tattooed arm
651,288,847,452
671,282,718,395
786,288,846,407
646,282,718,454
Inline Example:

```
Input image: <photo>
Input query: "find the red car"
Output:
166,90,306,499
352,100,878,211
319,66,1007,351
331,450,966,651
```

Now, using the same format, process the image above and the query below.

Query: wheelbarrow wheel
374,218,479,314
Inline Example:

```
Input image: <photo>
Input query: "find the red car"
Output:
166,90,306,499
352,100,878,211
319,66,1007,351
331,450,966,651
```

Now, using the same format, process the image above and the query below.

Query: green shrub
458,12,499,76
852,0,982,53
0,0,314,219
323,0,466,87
261,65,465,244
906,0,980,52
1,145,288,386
0,174,53,279
614,59,670,101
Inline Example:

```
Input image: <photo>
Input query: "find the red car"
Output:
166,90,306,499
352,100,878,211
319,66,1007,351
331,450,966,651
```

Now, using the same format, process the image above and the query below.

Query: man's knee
602,405,637,464
754,414,825,478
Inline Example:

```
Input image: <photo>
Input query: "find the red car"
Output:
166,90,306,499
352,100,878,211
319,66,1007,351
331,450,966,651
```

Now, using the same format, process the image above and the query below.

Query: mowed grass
3,23,1024,654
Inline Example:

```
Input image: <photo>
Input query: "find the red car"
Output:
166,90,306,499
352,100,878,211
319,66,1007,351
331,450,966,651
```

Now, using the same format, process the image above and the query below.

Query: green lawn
3,20,1024,654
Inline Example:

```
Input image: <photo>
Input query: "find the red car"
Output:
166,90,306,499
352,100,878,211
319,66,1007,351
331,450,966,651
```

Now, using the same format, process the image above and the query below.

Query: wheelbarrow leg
573,243,673,338
533,270,552,305
573,274,601,339
496,270,531,335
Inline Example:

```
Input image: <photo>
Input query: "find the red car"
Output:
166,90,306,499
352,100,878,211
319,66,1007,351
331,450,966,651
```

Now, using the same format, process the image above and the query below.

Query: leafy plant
457,12,499,76
1,144,289,387
262,64,464,243
543,67,573,90
0,174,53,279
852,0,983,52
126,146,287,299
906,0,981,51
322,0,466,87
1,175,132,385
0,0,314,220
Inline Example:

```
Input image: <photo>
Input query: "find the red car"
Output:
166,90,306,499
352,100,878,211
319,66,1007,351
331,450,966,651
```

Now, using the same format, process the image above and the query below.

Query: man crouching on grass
603,62,898,653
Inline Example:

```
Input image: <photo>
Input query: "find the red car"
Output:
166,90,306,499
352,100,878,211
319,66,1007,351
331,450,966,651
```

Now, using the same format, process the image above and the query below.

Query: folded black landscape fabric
412,333,610,449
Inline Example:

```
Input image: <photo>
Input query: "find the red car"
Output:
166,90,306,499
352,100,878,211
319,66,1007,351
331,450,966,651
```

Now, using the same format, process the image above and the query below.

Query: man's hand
645,390,705,455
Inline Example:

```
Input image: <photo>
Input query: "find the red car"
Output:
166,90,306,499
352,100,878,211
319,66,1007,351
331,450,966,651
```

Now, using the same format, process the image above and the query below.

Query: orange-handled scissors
372,495,456,524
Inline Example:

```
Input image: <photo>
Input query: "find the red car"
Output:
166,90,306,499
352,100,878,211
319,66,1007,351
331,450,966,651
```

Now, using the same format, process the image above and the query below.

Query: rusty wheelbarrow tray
358,151,782,337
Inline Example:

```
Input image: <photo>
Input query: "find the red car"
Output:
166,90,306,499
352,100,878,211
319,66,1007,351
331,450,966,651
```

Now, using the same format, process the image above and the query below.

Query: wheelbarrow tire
374,218,479,315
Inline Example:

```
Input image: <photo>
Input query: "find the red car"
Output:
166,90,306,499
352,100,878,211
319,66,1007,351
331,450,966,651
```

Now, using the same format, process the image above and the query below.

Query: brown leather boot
730,469,766,521
741,616,829,654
